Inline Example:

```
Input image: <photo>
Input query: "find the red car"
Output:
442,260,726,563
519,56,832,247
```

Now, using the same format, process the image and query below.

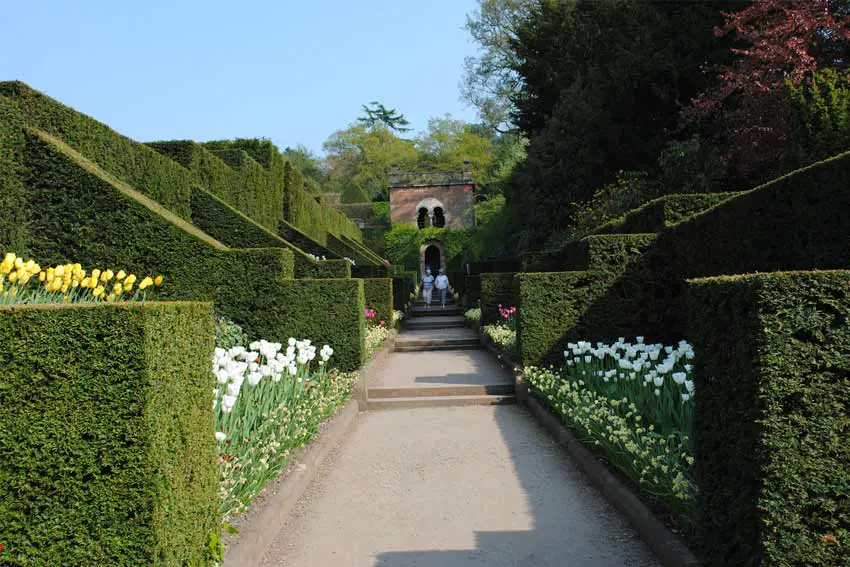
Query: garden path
260,298,660,566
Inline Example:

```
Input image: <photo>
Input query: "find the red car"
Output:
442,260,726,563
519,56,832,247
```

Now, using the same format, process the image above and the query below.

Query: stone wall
389,183,475,229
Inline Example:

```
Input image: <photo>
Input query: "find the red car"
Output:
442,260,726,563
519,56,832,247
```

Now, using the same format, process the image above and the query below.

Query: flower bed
525,337,696,527
212,338,355,521
483,323,517,359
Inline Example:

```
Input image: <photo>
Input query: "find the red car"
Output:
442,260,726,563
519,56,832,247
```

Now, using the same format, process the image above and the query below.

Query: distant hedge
391,271,418,311
188,187,349,279
364,278,393,325
687,271,850,566
0,302,219,566
593,193,740,235
479,273,516,325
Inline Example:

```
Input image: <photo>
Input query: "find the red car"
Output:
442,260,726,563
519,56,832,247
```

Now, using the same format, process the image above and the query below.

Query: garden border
223,330,398,566
476,329,699,567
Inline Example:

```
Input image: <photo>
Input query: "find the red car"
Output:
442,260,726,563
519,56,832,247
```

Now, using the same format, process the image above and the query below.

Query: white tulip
221,395,237,412
672,372,686,385
215,431,226,442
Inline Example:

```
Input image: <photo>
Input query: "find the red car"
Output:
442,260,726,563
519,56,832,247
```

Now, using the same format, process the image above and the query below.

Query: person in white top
421,268,435,309
435,268,450,308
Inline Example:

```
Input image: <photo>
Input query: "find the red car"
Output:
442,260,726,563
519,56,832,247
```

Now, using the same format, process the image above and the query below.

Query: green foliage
655,135,727,195
788,68,850,168
483,323,517,358
0,81,194,219
391,271,418,311
687,271,850,566
464,307,481,330
373,201,391,225
479,273,516,325
0,96,28,255
416,116,494,183
384,225,477,271
14,128,368,370
0,302,219,566
271,279,366,370
358,101,412,133
215,314,248,349
592,193,741,236
363,278,393,326
521,233,656,274
340,182,371,204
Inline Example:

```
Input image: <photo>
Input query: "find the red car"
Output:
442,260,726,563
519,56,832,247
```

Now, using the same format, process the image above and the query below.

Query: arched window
417,207,430,229
432,207,446,228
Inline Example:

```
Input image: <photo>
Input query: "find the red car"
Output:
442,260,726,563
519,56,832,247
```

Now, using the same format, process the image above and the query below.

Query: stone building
388,164,475,276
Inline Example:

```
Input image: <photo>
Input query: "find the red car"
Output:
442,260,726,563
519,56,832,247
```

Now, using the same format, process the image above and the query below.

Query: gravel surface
261,405,659,567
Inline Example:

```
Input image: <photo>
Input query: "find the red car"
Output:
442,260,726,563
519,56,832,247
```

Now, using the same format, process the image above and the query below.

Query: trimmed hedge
0,81,193,219
363,278,393,325
465,274,481,307
146,140,280,232
593,192,741,235
188,187,350,279
391,271,418,311
519,233,656,272
15,128,368,369
0,96,28,255
687,271,850,566
480,273,516,325
269,278,366,370
516,271,618,367
0,302,218,566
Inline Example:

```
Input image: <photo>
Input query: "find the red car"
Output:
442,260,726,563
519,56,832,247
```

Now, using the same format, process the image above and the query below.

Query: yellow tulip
154,275,164,286
8,272,18,284
101,270,114,283
113,283,123,295
55,265,65,277
139,276,153,290
116,270,127,281
61,282,69,294
93,285,105,298
125,274,137,285
19,273,31,285
71,280,79,288
14,257,23,269
46,268,55,282
91,269,101,282
123,280,134,293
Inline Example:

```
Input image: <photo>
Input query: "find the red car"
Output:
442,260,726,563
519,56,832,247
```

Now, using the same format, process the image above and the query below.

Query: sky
0,0,481,154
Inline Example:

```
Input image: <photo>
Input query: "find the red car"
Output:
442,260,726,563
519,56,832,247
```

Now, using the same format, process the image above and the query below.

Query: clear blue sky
0,0,480,154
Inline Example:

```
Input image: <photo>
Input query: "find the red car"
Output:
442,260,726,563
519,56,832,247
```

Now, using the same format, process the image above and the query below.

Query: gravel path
261,405,659,567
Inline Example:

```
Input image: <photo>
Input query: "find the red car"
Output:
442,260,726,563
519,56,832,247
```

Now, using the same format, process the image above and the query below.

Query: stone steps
404,315,466,330
365,394,516,410
368,383,515,398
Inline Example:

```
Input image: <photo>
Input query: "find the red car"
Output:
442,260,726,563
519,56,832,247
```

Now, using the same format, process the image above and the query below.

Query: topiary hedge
147,140,280,232
0,95,28,255
0,301,219,566
519,233,656,272
269,278,366,370
592,192,741,235
479,273,516,325
188,187,349,279
687,271,850,567
0,81,194,220
391,271,418,311
363,278,393,325
14,128,369,369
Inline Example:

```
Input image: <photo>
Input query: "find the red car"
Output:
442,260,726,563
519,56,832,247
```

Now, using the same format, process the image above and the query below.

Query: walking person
421,268,435,309
435,268,449,308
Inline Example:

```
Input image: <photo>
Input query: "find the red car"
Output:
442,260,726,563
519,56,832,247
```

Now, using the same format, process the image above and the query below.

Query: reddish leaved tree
686,0,850,185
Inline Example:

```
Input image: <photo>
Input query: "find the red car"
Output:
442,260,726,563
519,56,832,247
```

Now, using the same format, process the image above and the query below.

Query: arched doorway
419,240,445,277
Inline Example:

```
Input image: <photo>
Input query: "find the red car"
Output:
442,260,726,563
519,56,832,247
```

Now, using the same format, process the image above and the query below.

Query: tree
283,144,325,186
788,67,850,167
415,116,494,183
323,123,418,200
461,0,533,132
357,102,412,133
686,0,850,185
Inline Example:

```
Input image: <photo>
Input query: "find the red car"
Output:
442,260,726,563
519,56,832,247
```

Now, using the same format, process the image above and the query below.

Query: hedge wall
146,141,280,232
14,128,369,369
520,233,656,273
188,187,349,279
516,271,618,367
464,274,481,307
687,271,850,566
0,96,28,255
391,271,418,311
0,81,194,219
363,278,393,325
480,273,517,325
593,192,741,235
341,234,384,264
268,278,366,370
0,302,219,566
